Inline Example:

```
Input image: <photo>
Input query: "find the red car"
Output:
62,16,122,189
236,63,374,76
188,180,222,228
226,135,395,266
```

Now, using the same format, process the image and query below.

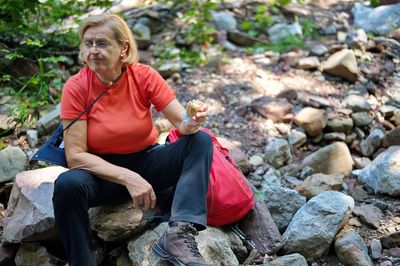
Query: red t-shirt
61,64,176,154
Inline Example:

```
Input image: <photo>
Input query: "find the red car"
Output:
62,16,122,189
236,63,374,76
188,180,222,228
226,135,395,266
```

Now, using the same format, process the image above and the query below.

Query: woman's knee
53,169,91,199
192,130,213,151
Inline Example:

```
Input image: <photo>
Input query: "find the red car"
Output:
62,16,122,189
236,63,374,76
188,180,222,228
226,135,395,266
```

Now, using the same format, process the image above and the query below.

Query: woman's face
82,24,125,77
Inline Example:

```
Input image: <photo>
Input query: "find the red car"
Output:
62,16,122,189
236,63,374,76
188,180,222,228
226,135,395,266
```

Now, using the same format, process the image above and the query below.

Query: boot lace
177,224,202,258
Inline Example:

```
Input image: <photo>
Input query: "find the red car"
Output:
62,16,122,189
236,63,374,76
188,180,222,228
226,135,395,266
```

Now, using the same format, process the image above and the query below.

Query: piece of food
186,100,204,118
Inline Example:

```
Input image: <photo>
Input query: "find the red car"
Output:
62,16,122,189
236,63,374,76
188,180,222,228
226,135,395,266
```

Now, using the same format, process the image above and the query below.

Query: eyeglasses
83,40,110,50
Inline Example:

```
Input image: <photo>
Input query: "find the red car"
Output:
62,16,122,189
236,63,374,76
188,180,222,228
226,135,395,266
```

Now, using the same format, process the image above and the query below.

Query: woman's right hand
124,172,157,210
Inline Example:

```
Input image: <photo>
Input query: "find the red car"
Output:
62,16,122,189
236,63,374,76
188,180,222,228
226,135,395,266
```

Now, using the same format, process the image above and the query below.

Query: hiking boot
239,198,283,255
152,222,212,266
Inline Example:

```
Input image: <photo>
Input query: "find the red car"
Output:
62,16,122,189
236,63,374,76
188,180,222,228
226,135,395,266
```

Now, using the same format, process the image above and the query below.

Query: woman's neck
96,68,124,85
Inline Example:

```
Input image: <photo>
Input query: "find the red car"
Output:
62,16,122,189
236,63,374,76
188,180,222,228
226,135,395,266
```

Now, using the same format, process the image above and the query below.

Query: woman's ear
121,42,129,57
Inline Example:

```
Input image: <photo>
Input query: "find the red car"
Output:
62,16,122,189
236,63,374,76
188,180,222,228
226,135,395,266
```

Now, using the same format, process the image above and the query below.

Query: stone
324,132,346,141
334,229,373,266
326,118,354,133
268,22,302,43
288,129,307,149
281,191,354,261
352,3,400,35
251,96,293,122
342,94,371,112
249,155,264,167
358,146,400,196
351,112,373,127
26,130,39,148
227,30,258,46
298,57,320,70
360,128,385,157
263,186,306,232
2,166,68,243
383,126,400,147
294,107,327,137
300,142,354,176
295,173,344,199
132,23,151,50
371,239,382,259
352,204,383,229
264,253,308,266
212,11,237,31
381,231,400,249
14,243,66,266
352,156,371,169
265,137,292,168
36,104,61,136
0,146,27,183
310,44,328,56
322,49,358,83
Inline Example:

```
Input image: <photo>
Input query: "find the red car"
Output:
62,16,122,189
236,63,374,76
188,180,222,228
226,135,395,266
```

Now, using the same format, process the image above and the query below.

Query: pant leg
141,130,213,230
52,168,130,266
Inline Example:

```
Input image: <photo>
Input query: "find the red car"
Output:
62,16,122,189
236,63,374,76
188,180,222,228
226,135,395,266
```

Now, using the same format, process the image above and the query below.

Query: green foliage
0,0,112,126
371,0,380,7
247,35,304,54
299,18,321,39
240,5,274,37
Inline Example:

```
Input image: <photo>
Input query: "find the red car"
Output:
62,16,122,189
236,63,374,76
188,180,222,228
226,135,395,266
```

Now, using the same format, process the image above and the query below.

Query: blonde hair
78,14,138,65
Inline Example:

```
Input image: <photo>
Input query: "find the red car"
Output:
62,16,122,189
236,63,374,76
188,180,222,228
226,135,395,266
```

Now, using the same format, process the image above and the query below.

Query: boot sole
152,243,185,266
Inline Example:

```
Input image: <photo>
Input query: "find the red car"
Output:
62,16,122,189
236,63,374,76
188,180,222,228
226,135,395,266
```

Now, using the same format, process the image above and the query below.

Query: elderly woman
53,14,213,266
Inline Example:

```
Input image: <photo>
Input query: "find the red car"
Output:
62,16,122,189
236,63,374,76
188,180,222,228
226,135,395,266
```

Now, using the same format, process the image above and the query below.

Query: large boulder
357,146,400,196
281,191,354,261
2,166,67,243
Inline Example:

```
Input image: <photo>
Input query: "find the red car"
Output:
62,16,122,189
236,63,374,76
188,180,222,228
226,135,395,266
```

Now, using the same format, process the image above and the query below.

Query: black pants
52,131,213,266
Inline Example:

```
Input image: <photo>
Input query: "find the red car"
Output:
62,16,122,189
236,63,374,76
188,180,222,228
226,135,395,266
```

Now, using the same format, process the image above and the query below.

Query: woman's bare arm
63,120,156,210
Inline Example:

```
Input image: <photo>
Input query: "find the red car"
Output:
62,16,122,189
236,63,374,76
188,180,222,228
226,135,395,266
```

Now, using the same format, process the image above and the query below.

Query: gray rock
322,49,358,83
227,30,259,46
288,129,307,149
353,204,383,229
0,146,27,183
326,118,354,133
360,128,385,157
351,112,373,127
281,191,354,261
310,44,328,56
2,166,67,243
264,253,308,266
263,186,306,232
324,132,346,141
265,137,292,168
352,3,400,36
157,62,181,78
36,104,61,136
358,146,400,196
342,94,371,112
371,238,382,259
212,11,237,31
15,243,65,266
0,114,16,136
379,105,399,119
268,22,302,43
132,23,151,50
345,28,369,50
263,168,282,188
334,229,373,266
26,130,39,148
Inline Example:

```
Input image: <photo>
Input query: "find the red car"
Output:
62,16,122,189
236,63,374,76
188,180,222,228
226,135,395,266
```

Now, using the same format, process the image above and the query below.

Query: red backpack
168,128,254,226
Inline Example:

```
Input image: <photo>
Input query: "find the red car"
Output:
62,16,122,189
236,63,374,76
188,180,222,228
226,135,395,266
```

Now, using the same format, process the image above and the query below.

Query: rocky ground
1,0,400,265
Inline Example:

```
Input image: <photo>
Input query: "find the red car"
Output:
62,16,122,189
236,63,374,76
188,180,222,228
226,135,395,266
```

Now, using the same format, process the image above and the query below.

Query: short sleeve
140,65,176,111
60,74,88,120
